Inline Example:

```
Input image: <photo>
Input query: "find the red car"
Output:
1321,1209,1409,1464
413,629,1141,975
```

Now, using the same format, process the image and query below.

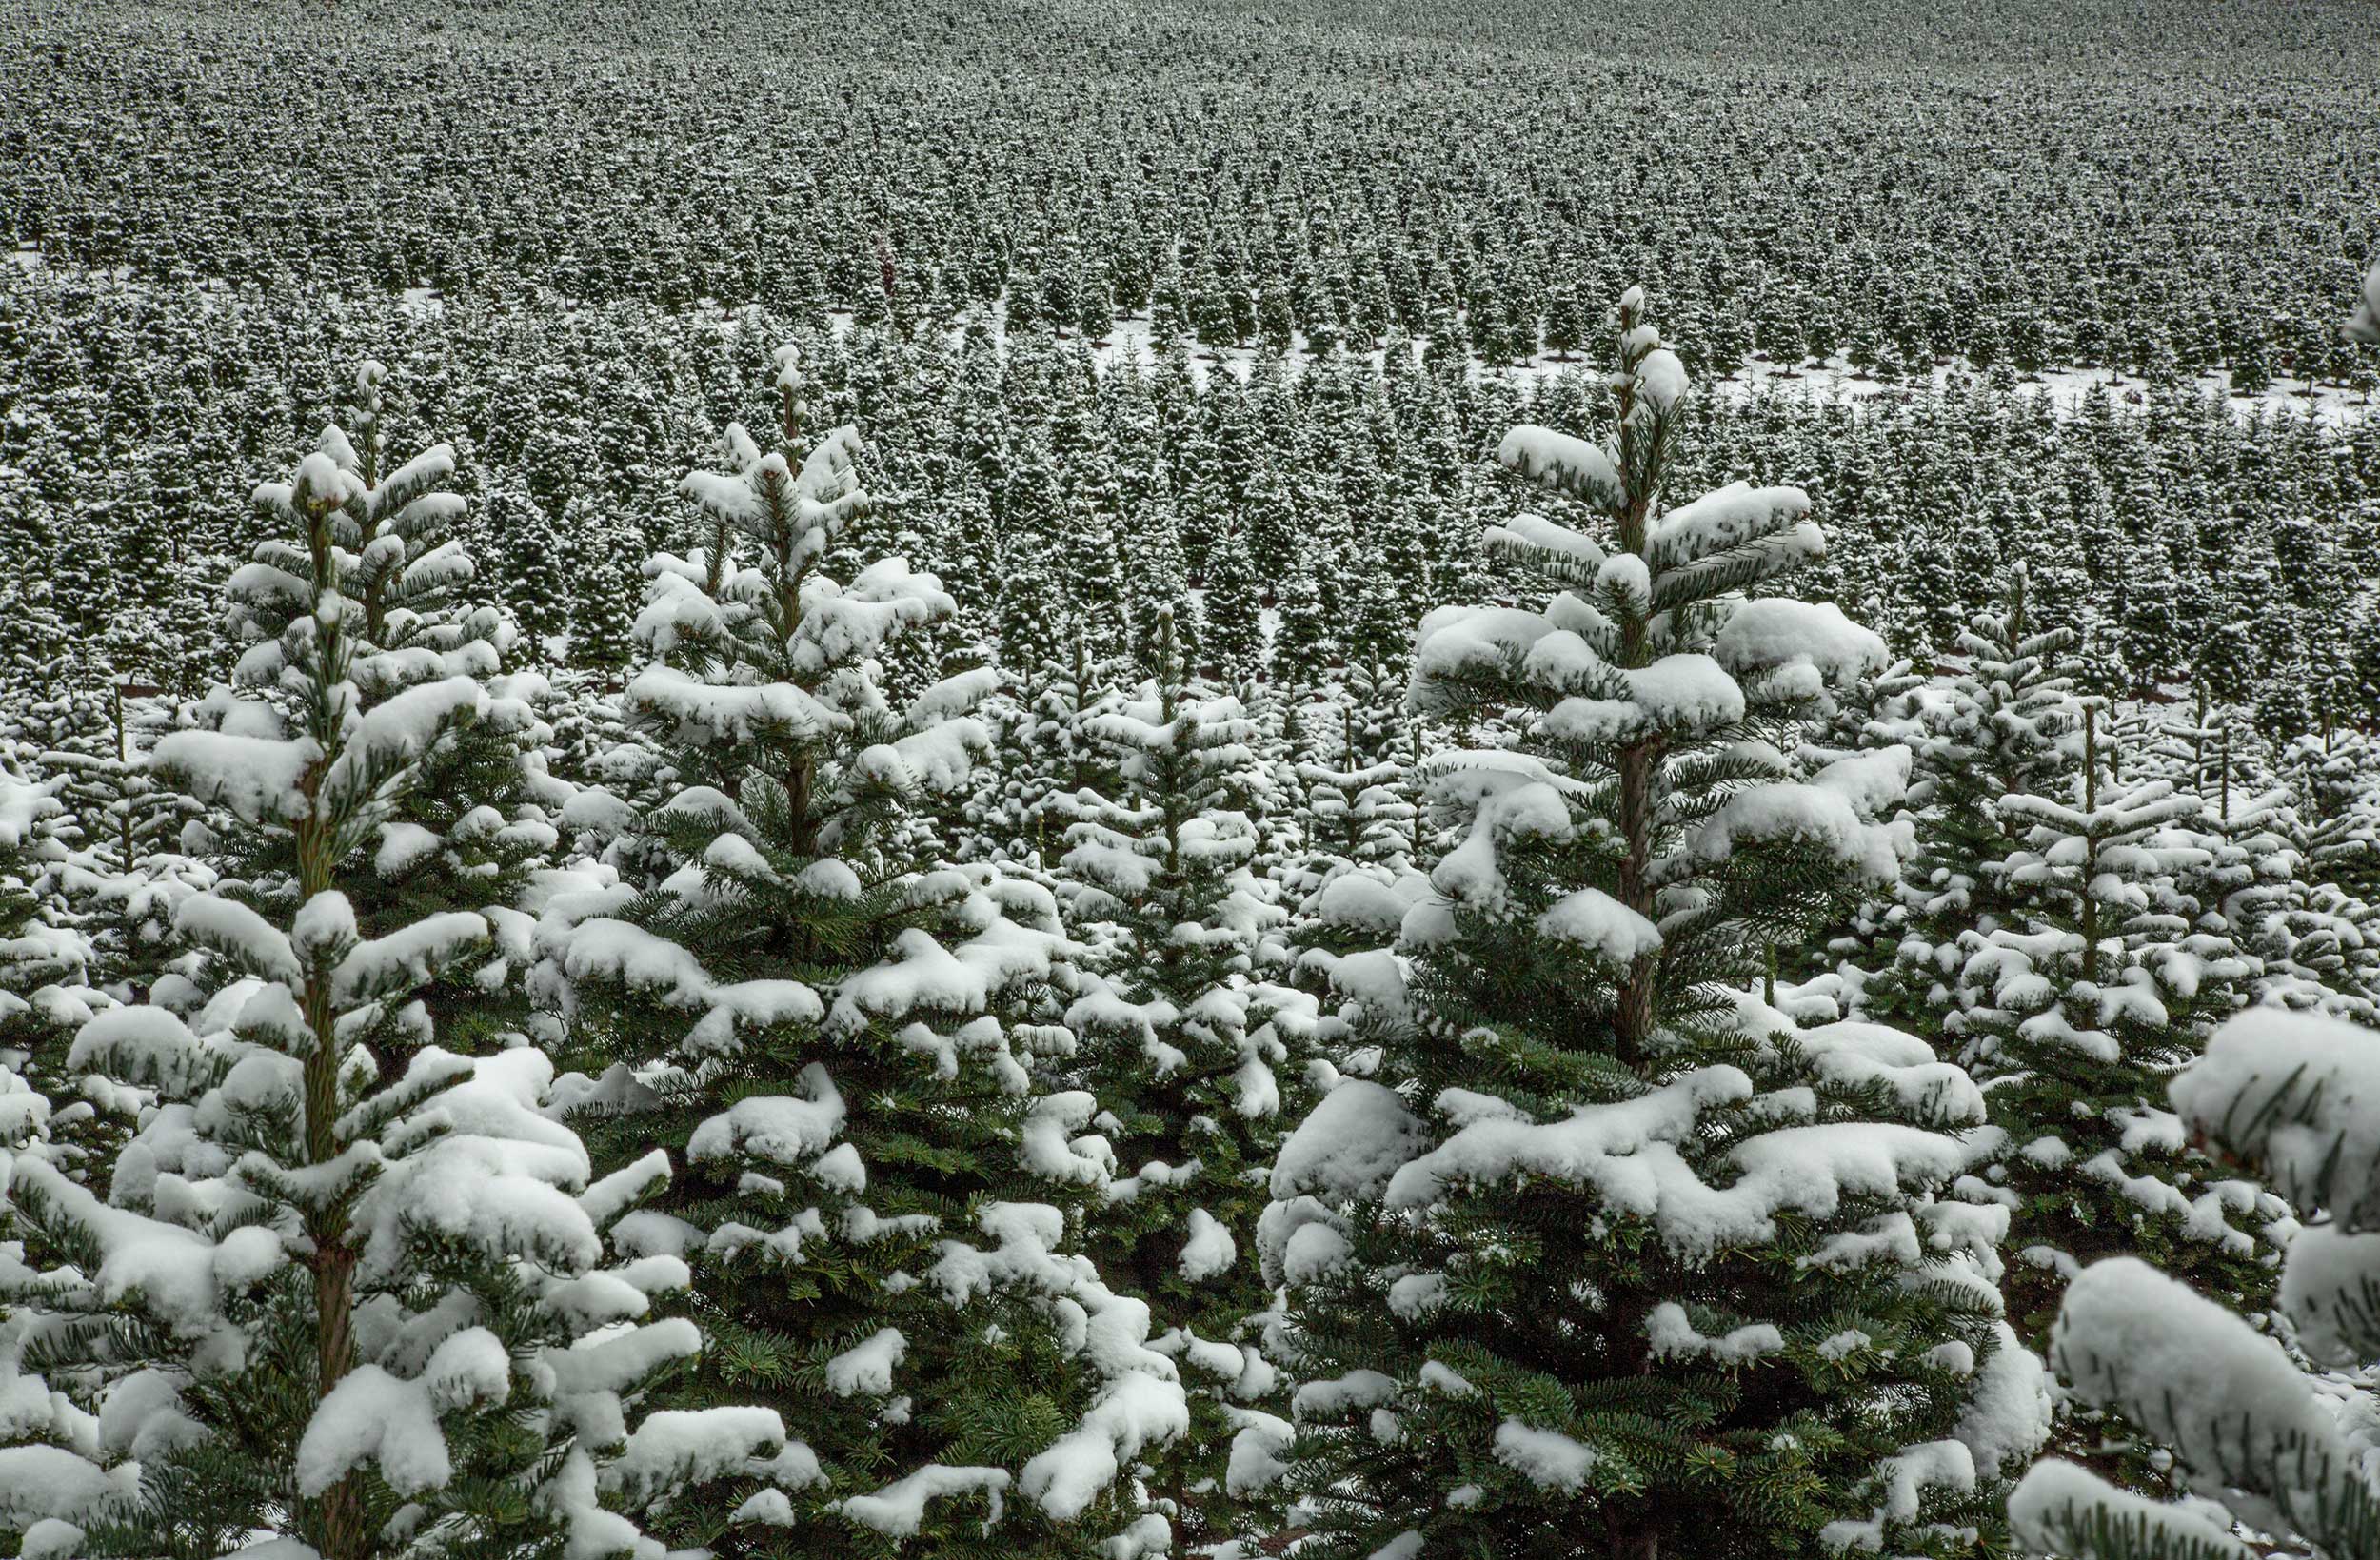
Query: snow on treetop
678,422,870,567
1630,344,1685,405
266,449,359,516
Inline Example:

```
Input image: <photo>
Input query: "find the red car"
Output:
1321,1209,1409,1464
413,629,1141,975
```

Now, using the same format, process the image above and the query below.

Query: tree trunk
1615,738,1657,1064
297,798,366,1560
1607,1507,1660,1560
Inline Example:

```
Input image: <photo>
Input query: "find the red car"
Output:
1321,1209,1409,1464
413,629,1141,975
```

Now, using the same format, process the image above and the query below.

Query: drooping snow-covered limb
2012,1007,2380,1560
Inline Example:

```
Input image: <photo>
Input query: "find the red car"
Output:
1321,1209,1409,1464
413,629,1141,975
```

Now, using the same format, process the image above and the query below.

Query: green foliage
1275,292,2031,1560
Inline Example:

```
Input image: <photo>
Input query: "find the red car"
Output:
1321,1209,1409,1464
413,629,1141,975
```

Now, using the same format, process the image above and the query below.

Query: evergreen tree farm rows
7,0,2376,395
0,291,2376,1558
10,269,2380,755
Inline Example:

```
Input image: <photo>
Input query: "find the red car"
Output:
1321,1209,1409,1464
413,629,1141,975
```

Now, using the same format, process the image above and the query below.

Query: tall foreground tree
540,356,1186,1557
1264,290,2046,1560
0,397,765,1558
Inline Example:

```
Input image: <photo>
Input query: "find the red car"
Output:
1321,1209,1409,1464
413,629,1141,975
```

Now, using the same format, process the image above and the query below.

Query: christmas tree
1264,289,2044,1560
1053,609,1311,1549
0,388,758,1560
539,350,1188,1555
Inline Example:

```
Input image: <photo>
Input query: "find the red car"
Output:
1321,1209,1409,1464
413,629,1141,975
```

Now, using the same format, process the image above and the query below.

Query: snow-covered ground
1720,351,2371,428
1078,308,2370,426
822,299,2371,428
15,242,2360,428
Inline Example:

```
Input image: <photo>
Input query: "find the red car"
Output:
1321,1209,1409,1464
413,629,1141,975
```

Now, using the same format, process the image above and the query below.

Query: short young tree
542,359,1189,1555
1943,708,2284,1444
1053,610,1311,1548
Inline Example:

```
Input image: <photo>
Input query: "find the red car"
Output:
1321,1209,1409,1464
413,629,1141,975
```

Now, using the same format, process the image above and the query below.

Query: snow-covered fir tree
0,741,94,1089
968,628,1125,872
2222,787,2380,1024
1262,290,2045,1560
211,362,567,1045
1053,607,1314,1550
40,688,211,1016
1850,565,2088,1035
536,363,1188,1556
0,395,759,1560
1279,689,1427,962
1940,703,2287,1466
2280,730,2380,906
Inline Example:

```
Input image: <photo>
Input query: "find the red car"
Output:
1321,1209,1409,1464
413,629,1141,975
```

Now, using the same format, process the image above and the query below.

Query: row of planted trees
0,296,2371,1560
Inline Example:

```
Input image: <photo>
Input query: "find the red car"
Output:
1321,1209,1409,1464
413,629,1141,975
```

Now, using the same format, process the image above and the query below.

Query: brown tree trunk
1615,738,1658,1064
310,1246,365,1559
1607,1506,1660,1560
297,799,365,1560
